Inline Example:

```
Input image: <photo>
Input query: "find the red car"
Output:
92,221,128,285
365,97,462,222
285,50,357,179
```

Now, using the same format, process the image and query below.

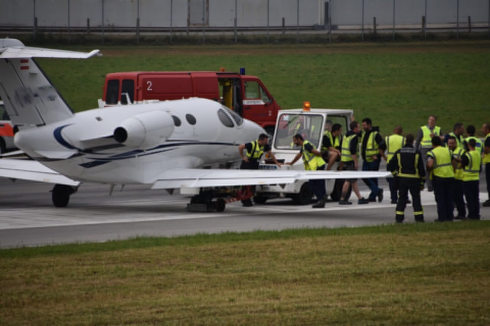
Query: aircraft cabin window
172,115,181,127
217,109,234,128
120,79,135,105
186,114,196,125
106,79,119,105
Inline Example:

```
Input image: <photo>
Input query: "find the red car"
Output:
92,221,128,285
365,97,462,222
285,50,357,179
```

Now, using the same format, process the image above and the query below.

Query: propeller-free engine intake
114,111,175,150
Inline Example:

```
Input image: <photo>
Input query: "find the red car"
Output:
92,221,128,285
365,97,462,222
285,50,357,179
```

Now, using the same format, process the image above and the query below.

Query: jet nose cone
242,119,266,141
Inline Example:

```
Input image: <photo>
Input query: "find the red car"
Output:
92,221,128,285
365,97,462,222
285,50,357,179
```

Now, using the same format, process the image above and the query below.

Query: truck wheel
52,184,72,208
253,196,268,204
292,183,313,205
215,199,226,212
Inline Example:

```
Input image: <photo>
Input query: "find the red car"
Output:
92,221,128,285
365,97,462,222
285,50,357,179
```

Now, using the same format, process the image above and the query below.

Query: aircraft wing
152,168,391,189
0,46,99,59
0,158,80,186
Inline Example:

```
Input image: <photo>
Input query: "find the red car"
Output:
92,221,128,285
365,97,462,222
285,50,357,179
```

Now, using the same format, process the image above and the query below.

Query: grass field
1,222,489,325
36,40,490,136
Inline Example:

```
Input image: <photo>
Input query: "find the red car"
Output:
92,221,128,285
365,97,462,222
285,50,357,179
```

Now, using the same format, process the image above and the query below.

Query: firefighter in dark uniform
238,133,281,207
461,139,482,220
387,134,425,223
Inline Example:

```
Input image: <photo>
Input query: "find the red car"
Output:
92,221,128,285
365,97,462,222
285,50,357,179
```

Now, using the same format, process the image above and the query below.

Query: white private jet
0,39,390,211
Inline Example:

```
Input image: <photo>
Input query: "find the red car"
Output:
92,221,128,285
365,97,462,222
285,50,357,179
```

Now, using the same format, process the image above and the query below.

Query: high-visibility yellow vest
302,140,325,171
448,132,464,149
361,131,380,162
420,125,441,149
321,131,342,151
464,136,483,155
246,140,264,160
428,146,454,178
341,134,358,163
451,147,465,181
482,134,490,164
321,131,333,151
463,150,481,182
385,134,405,163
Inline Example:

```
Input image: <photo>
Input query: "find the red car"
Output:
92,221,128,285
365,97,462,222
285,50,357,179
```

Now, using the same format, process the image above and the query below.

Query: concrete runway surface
0,178,488,248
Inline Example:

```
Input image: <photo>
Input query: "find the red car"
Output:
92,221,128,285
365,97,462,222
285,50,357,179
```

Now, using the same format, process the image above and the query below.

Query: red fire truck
98,70,280,134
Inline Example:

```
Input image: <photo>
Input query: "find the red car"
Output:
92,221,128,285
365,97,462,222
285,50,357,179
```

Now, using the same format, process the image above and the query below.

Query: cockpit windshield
274,113,324,150
221,105,243,126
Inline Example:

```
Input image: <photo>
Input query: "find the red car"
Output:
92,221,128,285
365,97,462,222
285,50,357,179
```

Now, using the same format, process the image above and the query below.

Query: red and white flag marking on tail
20,59,29,70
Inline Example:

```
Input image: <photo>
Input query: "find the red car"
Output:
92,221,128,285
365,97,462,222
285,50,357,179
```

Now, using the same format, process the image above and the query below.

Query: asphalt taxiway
0,178,487,248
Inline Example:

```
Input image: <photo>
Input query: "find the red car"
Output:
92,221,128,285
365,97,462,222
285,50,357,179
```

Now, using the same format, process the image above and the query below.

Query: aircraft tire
253,196,268,204
52,184,71,208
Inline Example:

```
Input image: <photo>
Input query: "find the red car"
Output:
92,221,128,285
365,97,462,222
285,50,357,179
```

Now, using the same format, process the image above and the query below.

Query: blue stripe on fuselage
79,141,236,168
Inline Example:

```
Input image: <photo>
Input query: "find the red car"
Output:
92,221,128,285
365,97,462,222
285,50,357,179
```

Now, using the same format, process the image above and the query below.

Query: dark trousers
453,179,466,218
432,176,455,222
463,180,480,220
362,159,381,200
396,178,424,222
387,176,398,203
486,163,490,200
309,165,326,201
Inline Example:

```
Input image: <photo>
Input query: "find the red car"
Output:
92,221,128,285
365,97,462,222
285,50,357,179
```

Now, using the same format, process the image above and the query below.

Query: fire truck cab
98,70,280,134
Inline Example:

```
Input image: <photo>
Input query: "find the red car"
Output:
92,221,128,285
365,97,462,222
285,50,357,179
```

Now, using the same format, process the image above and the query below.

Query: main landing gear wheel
187,190,227,212
253,196,268,204
52,184,76,208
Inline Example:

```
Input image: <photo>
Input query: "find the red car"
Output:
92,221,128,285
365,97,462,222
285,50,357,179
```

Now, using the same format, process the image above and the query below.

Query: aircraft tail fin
0,38,99,128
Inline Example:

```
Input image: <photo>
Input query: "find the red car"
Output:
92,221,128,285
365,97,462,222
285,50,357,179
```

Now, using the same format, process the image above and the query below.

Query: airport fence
0,0,489,44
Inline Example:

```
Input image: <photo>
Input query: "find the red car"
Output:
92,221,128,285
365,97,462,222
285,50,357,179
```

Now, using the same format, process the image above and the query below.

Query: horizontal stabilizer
0,158,80,186
0,47,99,59
152,168,391,190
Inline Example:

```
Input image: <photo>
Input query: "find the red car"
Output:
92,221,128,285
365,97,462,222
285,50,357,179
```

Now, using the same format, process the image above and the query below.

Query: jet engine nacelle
114,111,175,150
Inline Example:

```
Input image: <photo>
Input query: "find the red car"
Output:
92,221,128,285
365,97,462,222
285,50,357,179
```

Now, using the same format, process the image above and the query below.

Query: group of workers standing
238,115,489,223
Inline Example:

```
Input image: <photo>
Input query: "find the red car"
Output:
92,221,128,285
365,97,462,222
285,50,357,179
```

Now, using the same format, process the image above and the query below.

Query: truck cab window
121,79,135,105
259,85,271,103
244,81,259,99
106,79,119,105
